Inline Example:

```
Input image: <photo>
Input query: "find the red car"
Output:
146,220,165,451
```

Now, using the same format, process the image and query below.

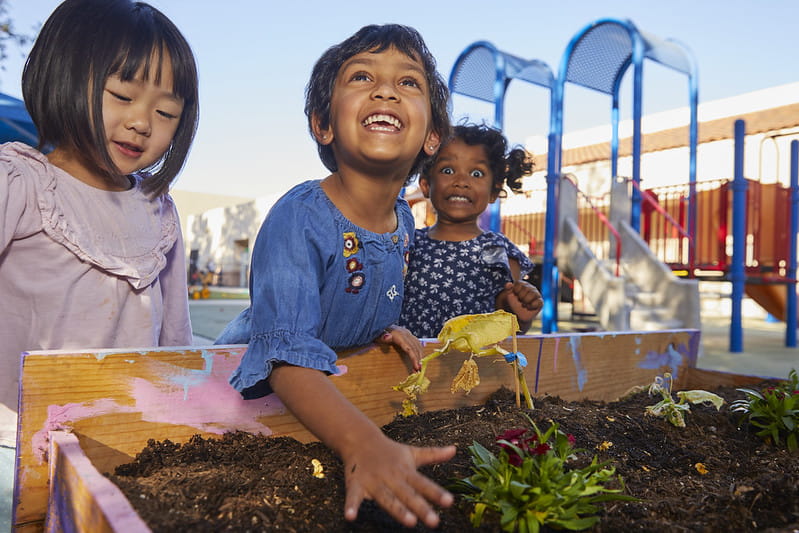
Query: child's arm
496,258,543,333
269,364,455,528
374,324,423,371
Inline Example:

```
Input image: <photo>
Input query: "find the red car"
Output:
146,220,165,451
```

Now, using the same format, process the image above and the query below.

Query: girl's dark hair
22,0,199,197
423,123,533,197
304,24,451,182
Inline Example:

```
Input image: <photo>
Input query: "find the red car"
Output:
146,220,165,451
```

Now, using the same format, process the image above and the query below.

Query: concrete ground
189,295,798,381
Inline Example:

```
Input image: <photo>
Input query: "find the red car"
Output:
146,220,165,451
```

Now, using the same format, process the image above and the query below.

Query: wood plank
14,330,700,530
681,366,772,390
46,431,149,533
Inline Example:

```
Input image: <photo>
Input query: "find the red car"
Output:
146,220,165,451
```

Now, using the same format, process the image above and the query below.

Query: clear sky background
3,1,798,200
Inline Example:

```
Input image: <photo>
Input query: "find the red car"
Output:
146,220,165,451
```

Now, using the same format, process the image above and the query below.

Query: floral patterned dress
399,227,533,338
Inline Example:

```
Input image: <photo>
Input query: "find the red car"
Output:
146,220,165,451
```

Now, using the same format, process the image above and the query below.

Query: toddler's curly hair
423,123,533,197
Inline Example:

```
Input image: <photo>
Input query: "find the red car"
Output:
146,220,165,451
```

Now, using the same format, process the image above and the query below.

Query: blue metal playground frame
546,18,698,333
448,19,699,334
448,41,555,234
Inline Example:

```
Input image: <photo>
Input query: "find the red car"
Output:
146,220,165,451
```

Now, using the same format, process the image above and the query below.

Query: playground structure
450,18,799,352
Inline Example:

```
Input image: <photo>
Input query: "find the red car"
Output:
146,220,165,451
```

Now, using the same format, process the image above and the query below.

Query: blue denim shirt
217,180,414,399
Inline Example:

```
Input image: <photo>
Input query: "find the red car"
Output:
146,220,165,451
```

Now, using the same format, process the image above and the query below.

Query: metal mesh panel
566,22,633,94
450,46,497,103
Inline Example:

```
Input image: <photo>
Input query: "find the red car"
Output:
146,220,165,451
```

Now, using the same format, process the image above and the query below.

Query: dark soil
109,384,799,532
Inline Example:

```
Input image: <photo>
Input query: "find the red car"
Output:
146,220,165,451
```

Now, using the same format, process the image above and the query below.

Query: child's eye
470,169,485,178
350,71,371,82
399,77,420,88
440,166,454,175
108,90,131,102
157,109,179,120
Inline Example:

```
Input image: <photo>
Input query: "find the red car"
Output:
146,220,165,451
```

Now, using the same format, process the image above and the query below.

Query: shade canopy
0,91,38,145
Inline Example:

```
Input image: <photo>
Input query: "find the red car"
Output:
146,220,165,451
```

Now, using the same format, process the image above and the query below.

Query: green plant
644,373,724,427
731,369,799,452
450,416,637,532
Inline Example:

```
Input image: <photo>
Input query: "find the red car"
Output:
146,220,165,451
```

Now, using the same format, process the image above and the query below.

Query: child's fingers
379,326,423,370
378,481,427,528
414,444,457,467
343,480,366,522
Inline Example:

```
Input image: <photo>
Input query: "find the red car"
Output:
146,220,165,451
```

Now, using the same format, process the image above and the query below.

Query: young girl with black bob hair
216,23,455,529
1,2,198,525
400,123,543,338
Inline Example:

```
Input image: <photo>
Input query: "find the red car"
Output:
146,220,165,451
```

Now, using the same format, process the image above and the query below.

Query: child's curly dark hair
422,123,533,197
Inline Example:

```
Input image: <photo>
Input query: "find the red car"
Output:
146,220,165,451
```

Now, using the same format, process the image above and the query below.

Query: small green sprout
645,373,725,427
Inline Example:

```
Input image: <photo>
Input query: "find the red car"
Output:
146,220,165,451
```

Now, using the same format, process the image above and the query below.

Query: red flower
497,429,530,466
497,429,528,444
531,442,551,456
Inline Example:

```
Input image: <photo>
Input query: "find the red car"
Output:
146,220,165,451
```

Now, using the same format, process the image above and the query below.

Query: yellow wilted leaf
677,390,725,410
311,459,325,479
451,358,480,394
438,310,519,354
401,398,418,417
393,372,430,396
694,462,708,475
597,441,613,451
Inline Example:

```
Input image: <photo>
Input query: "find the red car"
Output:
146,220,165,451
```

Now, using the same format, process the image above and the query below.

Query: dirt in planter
109,384,799,532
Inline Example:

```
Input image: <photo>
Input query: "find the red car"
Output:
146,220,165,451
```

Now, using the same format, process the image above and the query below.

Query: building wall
185,193,281,286
526,82,799,198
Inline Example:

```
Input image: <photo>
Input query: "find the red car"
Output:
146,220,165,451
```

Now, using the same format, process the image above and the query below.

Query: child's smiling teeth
362,113,402,131
447,195,471,203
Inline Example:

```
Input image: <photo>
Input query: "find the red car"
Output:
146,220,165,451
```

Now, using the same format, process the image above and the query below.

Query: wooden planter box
12,329,768,532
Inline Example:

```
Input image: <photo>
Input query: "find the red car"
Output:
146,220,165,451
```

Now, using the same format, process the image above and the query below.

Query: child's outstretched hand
342,433,456,528
375,324,423,371
498,280,544,332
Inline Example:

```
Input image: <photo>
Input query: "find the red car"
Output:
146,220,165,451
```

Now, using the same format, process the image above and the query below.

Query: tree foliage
0,0,34,70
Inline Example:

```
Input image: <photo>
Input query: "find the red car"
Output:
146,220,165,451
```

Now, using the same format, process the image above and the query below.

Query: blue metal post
687,65,699,275
542,74,564,333
630,40,644,232
610,92,620,178
730,120,747,352
487,55,507,233
786,140,798,347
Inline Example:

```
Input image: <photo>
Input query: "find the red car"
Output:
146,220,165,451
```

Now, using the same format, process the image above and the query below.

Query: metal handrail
627,177,696,276
563,175,621,276
501,216,540,257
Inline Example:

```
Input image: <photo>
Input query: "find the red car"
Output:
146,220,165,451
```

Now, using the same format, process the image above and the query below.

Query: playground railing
642,178,793,279
627,177,696,276
563,175,622,276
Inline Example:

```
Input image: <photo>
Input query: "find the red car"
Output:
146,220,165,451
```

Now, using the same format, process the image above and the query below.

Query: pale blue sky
4,1,799,199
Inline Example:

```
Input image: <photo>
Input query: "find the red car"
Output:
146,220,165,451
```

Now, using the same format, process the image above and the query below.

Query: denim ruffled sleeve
226,183,340,398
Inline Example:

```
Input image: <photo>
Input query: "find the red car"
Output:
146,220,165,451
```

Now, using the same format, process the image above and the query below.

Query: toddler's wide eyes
440,167,454,175
470,169,485,178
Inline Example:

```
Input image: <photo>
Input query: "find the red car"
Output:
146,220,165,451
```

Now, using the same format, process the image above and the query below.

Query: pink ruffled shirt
0,142,192,446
